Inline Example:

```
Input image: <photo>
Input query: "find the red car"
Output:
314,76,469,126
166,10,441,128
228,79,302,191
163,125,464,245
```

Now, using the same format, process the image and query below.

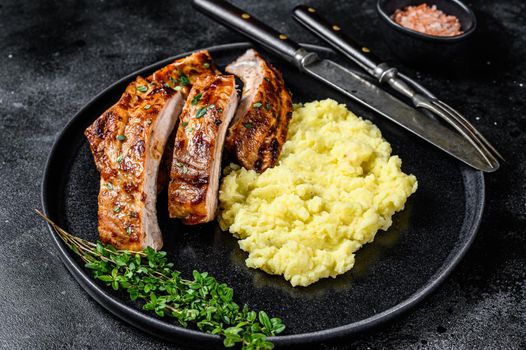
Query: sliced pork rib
225,49,293,172
168,75,238,224
153,50,220,192
149,50,220,98
85,77,182,251
85,51,217,251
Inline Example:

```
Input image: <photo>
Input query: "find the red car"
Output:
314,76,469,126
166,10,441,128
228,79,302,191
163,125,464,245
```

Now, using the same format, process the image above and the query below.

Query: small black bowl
377,0,477,67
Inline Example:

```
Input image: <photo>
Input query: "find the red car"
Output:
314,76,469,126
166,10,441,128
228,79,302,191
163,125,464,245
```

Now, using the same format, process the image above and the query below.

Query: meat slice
85,51,218,251
225,49,293,172
149,50,220,98
85,77,182,251
168,75,238,224
153,50,220,192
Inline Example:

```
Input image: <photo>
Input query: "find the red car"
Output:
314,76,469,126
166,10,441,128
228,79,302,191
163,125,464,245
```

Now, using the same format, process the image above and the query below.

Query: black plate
41,43,484,348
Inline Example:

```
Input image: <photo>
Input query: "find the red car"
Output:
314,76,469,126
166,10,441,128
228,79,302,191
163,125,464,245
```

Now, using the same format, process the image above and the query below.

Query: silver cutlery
292,5,502,169
193,0,499,172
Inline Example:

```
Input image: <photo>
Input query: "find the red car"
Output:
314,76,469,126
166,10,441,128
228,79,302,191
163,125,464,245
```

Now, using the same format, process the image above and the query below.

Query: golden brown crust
168,75,237,224
149,50,220,96
85,51,218,250
154,50,220,191
225,51,292,173
85,77,172,251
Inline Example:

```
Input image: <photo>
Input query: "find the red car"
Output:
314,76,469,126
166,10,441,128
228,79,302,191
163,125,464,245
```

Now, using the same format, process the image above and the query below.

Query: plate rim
41,42,485,347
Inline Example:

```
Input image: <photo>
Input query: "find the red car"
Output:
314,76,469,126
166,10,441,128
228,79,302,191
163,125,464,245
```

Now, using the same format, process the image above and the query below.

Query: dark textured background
0,0,524,349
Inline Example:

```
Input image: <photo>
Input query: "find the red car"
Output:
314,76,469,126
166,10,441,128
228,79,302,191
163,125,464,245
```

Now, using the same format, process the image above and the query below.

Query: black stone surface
0,0,524,349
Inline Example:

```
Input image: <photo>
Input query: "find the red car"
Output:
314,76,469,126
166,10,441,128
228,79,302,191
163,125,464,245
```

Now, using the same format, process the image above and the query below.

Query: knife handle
193,0,304,66
293,5,382,75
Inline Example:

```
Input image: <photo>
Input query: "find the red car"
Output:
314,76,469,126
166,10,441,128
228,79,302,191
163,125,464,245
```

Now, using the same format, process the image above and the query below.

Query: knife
292,4,501,168
192,0,496,172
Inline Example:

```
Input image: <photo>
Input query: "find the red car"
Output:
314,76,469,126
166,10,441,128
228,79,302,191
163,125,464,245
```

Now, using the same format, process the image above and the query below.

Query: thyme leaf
191,92,202,106
36,211,285,350
179,72,190,86
195,107,207,119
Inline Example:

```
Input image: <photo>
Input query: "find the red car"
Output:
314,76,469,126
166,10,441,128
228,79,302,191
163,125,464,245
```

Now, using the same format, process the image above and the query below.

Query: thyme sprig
36,211,285,349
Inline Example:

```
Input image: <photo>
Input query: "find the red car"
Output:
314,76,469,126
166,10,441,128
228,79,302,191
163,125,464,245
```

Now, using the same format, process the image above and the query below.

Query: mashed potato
218,99,417,287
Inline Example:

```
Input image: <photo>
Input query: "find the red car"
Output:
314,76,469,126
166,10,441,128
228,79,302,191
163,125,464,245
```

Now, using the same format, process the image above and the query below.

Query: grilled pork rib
85,51,217,251
85,77,182,251
168,75,238,224
225,49,293,172
153,51,220,192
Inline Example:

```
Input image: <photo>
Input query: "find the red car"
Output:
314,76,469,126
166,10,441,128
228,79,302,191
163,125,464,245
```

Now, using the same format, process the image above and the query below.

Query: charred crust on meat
119,93,132,108
224,49,292,173
123,181,138,193
168,74,237,223
84,51,220,250
254,159,263,171
92,115,107,138
270,138,280,159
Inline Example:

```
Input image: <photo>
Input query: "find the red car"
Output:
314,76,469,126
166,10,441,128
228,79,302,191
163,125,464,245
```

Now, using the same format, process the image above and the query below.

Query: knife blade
300,54,494,171
192,0,493,172
292,4,500,170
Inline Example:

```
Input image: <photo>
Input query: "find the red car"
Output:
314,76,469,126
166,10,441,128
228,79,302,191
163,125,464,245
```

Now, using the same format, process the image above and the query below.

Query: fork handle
293,5,381,74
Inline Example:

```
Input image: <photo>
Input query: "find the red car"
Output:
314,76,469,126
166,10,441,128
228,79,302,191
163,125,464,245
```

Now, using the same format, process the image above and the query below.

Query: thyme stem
36,210,285,349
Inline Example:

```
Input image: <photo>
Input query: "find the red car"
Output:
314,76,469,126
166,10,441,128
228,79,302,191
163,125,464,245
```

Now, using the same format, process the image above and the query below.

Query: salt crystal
391,3,462,36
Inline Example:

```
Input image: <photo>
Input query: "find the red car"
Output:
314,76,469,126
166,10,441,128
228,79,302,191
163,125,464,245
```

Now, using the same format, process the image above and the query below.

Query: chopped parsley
181,121,188,127
265,103,271,110
244,122,254,129
143,104,151,110
253,102,262,108
136,85,148,93
116,135,127,141
185,126,194,133
191,92,202,105
195,107,207,119
168,77,182,91
113,206,121,213
264,77,271,83
126,226,133,235
203,62,210,69
179,72,190,86
116,154,124,163
105,183,113,190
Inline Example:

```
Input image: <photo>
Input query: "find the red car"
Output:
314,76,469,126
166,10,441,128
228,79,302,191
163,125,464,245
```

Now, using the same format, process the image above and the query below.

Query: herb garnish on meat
191,93,203,105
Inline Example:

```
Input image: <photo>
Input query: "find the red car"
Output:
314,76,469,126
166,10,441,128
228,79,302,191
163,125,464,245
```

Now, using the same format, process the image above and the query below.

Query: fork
292,5,502,169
